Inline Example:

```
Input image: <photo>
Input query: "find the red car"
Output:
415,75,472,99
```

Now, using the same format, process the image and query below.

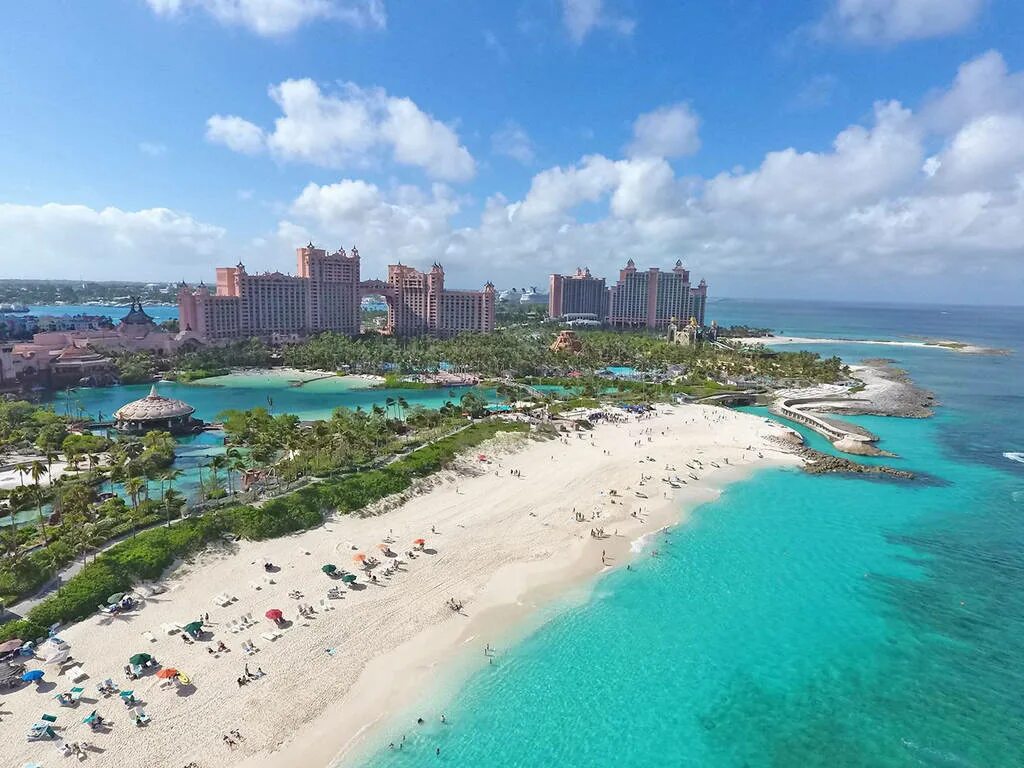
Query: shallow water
360,301,1024,768
51,374,494,423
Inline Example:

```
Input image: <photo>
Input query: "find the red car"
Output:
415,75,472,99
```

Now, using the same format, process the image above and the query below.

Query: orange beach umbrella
413,538,426,546
156,667,179,679
352,553,367,563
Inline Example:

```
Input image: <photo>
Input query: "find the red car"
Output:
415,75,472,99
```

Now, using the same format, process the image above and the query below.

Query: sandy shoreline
734,334,1001,355
3,405,799,768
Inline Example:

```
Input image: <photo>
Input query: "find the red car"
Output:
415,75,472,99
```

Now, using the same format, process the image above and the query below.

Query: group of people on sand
236,664,265,687
446,597,463,612
222,728,244,749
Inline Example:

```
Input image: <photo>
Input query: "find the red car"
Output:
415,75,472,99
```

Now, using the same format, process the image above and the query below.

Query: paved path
1,422,477,625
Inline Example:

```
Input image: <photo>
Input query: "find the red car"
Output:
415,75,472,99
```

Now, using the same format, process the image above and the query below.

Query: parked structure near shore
178,245,495,342
547,260,708,328
548,267,609,320
113,384,203,435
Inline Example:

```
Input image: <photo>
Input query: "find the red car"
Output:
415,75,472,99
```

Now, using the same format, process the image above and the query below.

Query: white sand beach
2,405,800,768
733,335,996,354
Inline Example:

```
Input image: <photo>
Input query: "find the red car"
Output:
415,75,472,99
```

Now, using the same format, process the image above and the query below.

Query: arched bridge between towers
358,279,394,300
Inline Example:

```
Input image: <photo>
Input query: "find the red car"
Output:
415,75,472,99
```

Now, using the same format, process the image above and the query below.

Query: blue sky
1,0,1023,304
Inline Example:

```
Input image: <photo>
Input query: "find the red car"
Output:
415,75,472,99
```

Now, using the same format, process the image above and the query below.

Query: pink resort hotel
177,244,496,342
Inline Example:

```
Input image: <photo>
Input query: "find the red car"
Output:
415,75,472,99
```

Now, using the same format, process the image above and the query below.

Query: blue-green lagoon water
359,302,1024,768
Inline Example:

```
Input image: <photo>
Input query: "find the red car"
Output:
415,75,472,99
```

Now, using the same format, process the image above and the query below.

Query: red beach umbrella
156,667,179,679
413,538,426,546
265,608,283,621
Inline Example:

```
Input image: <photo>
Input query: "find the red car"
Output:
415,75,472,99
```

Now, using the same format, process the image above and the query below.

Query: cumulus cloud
560,0,635,44
145,0,386,36
821,0,984,43
491,122,536,165
627,103,701,159
0,203,225,280
206,115,266,154
207,79,475,181
12,50,1024,303
276,51,1024,302
705,100,922,215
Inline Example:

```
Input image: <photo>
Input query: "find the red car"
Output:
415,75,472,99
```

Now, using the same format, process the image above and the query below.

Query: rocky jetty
770,437,915,479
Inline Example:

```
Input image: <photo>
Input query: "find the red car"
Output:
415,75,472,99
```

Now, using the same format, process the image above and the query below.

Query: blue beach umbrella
21,669,45,682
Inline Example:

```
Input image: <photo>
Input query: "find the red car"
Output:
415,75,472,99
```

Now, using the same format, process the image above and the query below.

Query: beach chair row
227,613,257,633
211,592,237,607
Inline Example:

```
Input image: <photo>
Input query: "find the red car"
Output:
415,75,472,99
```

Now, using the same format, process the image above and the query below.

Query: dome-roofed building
113,385,202,435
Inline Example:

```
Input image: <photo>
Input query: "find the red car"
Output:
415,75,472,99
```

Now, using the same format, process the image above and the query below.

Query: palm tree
224,447,242,494
385,397,396,419
162,488,184,527
208,455,226,491
16,463,29,487
0,523,24,569
123,476,145,536
33,484,47,543
229,455,249,496
28,459,47,488
45,450,59,480
396,396,409,420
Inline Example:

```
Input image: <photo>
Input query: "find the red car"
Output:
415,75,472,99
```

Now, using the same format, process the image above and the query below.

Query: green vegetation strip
0,420,528,642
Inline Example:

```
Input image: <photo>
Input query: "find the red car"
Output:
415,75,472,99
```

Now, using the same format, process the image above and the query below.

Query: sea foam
1004,452,1024,464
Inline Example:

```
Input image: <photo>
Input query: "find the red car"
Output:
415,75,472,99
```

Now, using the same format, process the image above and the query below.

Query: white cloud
927,114,1024,191
209,79,475,181
0,203,224,280
284,179,460,273
560,0,635,44
145,0,386,36
12,50,1024,303
920,50,1024,132
138,141,168,156
627,103,701,159
705,101,922,215
823,0,984,43
206,115,266,154
277,52,1024,302
491,122,535,165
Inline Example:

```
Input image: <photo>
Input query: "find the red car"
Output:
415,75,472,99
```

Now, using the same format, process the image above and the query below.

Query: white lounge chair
160,623,181,636
248,580,262,590
226,620,240,634
141,631,156,643
211,593,231,607
65,665,87,682
260,631,280,642
243,612,254,626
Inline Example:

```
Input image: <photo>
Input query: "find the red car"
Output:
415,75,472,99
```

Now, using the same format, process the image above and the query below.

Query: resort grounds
2,404,799,768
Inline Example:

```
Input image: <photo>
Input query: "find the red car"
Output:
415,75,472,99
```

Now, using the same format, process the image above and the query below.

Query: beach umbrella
352,553,366,564
182,621,203,635
128,653,152,666
0,638,23,654
341,573,357,583
107,592,126,605
21,669,44,682
265,608,283,621
413,538,426,546
377,544,390,551
156,667,179,679
321,564,337,574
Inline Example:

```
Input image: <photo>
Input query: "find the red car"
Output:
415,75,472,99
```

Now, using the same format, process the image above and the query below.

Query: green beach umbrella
128,653,152,666
182,621,203,635
341,573,357,583
321,564,337,574
107,592,125,605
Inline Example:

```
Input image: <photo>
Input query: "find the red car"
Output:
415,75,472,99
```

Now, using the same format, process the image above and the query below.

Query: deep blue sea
358,299,1024,768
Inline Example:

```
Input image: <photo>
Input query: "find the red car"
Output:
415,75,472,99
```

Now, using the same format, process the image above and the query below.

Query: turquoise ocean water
359,300,1024,768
